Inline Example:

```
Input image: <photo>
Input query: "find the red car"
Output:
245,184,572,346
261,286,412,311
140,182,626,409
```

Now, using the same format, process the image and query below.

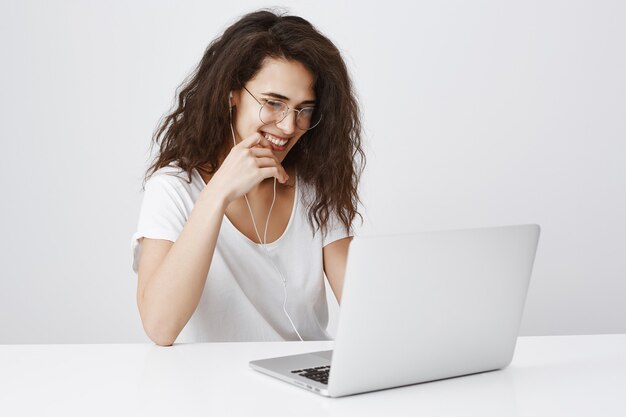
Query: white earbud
228,91,233,107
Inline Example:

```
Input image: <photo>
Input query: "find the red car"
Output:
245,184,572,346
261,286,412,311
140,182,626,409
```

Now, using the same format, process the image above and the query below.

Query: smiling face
230,58,316,162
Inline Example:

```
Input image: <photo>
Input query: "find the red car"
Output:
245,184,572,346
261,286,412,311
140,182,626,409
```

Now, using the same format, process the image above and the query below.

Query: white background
1,0,624,343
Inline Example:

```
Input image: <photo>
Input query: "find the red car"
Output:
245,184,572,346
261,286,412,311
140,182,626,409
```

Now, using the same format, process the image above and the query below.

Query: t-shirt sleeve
131,175,189,274
322,212,355,248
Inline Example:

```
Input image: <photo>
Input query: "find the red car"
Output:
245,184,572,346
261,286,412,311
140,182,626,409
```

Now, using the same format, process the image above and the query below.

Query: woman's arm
136,134,288,346
137,186,227,346
323,236,353,304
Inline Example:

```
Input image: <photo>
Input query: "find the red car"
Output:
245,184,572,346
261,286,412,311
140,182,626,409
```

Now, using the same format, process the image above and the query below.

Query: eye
299,107,315,118
264,100,285,111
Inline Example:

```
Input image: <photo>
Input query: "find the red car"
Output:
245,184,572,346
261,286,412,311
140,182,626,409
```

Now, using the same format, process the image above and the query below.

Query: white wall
1,0,624,343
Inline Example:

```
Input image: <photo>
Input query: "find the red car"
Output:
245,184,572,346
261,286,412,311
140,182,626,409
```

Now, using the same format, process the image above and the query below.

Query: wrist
199,181,230,212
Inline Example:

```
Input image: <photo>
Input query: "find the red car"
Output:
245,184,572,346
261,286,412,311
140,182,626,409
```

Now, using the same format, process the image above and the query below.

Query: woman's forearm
139,184,228,346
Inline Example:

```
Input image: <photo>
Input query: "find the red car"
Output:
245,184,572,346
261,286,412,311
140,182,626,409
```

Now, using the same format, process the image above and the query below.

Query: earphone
228,91,304,341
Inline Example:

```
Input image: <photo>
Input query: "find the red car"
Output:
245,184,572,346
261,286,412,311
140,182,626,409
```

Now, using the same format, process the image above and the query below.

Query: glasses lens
296,108,320,130
259,101,321,131
259,101,287,124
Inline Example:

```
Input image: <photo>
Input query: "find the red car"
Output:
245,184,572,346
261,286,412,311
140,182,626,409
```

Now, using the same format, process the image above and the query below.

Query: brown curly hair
146,9,365,236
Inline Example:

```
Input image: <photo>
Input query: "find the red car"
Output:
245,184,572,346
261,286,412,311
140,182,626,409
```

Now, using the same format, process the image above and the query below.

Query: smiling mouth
263,132,289,150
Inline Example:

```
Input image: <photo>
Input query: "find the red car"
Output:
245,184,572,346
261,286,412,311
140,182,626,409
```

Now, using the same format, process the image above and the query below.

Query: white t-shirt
131,165,353,342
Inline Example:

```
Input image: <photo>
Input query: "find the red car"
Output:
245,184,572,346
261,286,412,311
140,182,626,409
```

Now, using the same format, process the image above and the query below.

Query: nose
276,110,297,135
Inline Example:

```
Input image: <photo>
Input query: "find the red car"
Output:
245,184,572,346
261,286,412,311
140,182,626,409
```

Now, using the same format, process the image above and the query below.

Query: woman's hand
204,133,289,205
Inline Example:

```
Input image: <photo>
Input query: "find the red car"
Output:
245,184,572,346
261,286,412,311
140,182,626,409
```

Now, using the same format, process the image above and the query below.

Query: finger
252,134,273,151
258,166,288,183
250,148,288,174
255,157,287,177
250,147,279,158
250,152,289,181
255,157,280,168
239,132,265,149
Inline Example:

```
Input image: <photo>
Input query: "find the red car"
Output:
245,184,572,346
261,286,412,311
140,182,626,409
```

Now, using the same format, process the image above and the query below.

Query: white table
1,335,625,416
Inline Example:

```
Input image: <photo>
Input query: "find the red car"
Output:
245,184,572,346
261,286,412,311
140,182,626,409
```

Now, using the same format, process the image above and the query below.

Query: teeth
264,133,288,147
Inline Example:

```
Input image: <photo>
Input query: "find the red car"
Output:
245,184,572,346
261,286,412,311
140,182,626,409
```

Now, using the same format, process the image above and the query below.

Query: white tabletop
1,335,625,416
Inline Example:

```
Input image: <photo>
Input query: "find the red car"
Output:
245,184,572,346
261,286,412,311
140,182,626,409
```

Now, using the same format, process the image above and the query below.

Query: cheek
235,109,263,133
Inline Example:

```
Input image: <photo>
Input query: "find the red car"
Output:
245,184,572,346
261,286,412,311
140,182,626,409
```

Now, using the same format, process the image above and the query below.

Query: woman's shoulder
149,163,186,179
145,163,203,196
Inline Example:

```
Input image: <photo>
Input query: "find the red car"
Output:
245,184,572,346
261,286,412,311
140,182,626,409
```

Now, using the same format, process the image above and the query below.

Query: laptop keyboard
291,365,330,385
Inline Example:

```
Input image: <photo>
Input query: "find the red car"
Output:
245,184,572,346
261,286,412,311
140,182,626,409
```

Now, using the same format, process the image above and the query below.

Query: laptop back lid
328,224,540,397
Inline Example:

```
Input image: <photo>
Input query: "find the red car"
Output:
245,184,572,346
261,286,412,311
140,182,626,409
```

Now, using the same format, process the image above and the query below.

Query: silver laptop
250,224,541,397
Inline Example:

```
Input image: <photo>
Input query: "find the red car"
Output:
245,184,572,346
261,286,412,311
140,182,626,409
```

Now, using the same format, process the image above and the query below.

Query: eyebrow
261,92,316,106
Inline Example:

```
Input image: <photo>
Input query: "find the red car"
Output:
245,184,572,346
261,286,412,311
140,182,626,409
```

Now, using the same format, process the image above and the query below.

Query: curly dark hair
146,9,365,236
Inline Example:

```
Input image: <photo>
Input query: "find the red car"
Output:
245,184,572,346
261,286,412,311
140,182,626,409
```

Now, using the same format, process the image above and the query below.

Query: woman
131,10,365,345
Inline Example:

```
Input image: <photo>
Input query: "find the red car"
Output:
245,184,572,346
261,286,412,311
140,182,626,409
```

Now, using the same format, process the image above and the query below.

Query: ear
229,90,240,108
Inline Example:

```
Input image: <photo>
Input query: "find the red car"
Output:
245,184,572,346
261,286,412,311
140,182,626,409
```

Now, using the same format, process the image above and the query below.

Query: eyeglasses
242,86,322,131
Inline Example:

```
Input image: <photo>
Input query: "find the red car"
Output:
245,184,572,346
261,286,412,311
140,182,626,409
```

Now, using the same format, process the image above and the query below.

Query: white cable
229,104,304,341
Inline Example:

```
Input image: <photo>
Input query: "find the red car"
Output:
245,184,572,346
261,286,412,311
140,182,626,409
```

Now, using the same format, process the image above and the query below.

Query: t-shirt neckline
193,168,299,248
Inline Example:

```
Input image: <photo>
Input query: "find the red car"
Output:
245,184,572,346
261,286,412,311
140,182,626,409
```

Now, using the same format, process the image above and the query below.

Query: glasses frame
242,86,322,131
